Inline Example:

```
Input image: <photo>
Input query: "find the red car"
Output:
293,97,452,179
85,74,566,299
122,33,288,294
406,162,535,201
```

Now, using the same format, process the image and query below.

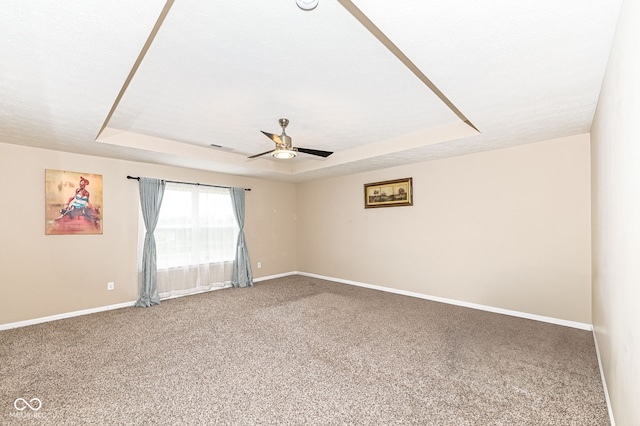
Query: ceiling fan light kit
272,148,297,159
296,0,319,11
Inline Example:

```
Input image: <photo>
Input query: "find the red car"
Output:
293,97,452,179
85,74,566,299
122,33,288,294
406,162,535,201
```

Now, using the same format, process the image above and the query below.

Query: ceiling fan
248,118,333,160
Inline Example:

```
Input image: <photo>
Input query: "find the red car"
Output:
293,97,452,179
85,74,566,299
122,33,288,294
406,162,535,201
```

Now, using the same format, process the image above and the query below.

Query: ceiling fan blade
247,149,275,159
261,131,283,145
296,147,334,158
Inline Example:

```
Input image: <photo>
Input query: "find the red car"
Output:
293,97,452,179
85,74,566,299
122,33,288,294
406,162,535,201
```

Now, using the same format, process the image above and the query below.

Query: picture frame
45,169,103,235
364,177,413,209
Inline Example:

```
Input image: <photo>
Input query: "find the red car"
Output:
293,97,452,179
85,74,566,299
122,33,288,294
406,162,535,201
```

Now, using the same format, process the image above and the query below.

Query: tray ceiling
1,0,621,182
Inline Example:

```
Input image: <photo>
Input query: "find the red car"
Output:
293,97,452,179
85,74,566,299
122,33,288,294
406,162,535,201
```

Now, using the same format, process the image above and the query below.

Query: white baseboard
253,271,298,282
0,274,292,330
1,271,592,333
592,330,616,425
0,301,136,331
297,271,593,331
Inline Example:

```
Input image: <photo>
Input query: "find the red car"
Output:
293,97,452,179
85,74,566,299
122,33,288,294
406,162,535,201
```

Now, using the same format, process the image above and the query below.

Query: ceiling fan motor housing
280,134,292,148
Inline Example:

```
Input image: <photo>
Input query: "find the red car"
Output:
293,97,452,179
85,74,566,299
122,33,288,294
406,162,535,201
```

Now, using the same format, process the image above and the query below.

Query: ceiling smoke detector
296,0,319,11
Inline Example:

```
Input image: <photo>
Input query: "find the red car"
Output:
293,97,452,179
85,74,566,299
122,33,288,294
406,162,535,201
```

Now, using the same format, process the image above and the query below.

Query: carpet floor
1,275,609,425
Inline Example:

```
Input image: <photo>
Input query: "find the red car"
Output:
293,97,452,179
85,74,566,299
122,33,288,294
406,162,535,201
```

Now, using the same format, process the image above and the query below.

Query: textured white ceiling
0,0,621,182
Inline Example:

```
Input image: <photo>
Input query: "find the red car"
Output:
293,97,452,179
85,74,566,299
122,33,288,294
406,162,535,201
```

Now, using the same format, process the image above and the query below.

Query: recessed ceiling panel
107,0,460,158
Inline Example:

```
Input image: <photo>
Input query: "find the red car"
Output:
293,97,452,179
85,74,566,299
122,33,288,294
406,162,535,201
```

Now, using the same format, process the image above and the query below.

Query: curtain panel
230,187,253,288
135,178,166,307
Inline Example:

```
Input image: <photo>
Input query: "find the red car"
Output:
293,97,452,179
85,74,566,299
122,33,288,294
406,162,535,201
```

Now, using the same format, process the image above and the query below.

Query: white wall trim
0,273,297,330
1,270,592,332
0,273,296,330
297,271,593,331
593,330,616,425
0,301,136,331
254,271,298,282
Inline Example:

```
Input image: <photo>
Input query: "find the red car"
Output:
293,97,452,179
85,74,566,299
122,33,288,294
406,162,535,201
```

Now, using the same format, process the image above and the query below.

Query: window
155,183,239,270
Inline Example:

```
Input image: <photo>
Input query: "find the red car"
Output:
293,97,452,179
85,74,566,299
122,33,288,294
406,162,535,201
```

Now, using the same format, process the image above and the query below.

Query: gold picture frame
364,177,413,209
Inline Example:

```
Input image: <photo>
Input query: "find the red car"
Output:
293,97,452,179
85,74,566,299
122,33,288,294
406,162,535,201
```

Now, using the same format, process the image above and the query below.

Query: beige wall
0,133,593,327
591,0,640,423
0,142,297,325
297,134,592,323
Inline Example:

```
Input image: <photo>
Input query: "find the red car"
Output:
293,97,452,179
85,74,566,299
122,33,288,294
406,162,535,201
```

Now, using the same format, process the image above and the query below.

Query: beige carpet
1,275,609,425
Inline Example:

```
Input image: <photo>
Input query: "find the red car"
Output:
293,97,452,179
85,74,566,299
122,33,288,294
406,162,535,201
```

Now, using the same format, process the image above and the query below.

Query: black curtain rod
127,175,251,191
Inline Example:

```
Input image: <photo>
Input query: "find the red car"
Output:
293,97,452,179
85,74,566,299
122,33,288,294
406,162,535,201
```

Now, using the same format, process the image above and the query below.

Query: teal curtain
135,178,166,307
230,187,253,288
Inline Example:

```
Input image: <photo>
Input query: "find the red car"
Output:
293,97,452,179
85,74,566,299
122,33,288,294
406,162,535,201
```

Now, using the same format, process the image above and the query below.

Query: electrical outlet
107,282,115,291
257,262,262,269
